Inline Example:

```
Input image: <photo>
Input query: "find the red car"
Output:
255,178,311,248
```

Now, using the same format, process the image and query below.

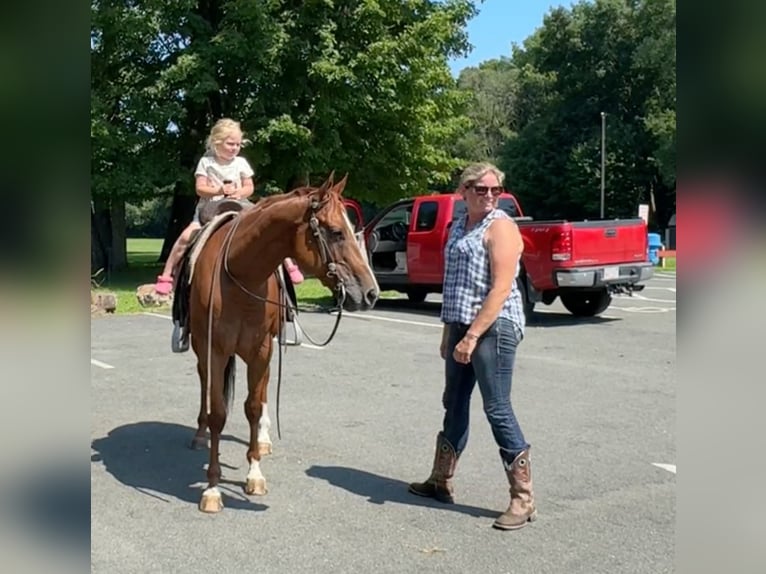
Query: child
154,118,303,295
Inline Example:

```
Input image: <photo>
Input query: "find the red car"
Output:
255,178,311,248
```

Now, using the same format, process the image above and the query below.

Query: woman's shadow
91,421,267,512
305,465,498,518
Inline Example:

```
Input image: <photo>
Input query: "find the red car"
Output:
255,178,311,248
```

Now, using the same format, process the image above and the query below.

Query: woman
408,162,536,531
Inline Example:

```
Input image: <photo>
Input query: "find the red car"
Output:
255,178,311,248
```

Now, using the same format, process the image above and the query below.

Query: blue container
647,232,662,265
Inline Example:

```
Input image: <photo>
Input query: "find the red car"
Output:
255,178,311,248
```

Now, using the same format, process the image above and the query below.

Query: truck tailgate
570,219,648,266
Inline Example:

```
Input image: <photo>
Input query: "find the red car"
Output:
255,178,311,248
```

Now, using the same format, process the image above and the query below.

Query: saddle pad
187,211,241,285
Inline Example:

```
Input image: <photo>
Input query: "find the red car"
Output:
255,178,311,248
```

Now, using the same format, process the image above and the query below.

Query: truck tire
560,289,612,317
406,288,428,303
517,276,535,320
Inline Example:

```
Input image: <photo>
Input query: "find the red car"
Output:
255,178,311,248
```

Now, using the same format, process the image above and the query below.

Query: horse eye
330,228,345,241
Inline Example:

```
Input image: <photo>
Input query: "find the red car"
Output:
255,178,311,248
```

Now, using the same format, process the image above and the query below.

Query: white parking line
610,306,676,313
652,463,677,474
337,312,442,329
299,343,325,350
625,294,676,304
91,358,114,370
533,308,618,319
143,312,171,320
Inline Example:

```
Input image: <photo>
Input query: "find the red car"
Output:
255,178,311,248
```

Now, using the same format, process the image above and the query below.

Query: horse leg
199,351,229,513
257,384,272,456
190,360,208,450
244,343,272,496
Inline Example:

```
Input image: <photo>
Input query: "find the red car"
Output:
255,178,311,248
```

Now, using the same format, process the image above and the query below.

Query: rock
91,291,118,314
136,283,173,308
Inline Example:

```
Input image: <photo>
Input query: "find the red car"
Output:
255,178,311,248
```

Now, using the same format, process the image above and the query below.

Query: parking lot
91,272,676,574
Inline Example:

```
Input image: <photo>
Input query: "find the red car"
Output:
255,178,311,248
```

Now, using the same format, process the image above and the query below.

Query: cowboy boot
408,433,458,504
493,449,537,530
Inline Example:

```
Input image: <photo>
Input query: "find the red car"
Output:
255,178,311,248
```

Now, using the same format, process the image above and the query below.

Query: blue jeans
441,317,529,465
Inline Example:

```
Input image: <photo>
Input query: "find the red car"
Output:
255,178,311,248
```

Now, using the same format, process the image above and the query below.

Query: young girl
154,118,303,295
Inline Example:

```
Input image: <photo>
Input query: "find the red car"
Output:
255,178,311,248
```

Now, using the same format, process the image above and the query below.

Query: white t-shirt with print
194,154,255,211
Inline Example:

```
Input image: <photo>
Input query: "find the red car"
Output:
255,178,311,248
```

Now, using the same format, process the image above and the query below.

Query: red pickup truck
363,192,653,317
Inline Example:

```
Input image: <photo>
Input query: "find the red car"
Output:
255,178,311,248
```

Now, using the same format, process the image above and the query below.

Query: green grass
656,256,676,271
93,238,402,315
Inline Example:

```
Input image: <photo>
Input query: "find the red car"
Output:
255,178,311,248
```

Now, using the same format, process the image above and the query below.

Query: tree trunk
110,198,128,270
91,198,112,277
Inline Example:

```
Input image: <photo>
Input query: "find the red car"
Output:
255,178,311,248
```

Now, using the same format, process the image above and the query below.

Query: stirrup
279,320,303,346
171,319,190,353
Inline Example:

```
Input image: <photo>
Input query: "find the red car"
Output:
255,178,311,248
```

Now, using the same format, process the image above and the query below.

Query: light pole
600,111,606,219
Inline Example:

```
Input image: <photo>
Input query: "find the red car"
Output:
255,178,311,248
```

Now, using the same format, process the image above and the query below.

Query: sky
449,0,577,76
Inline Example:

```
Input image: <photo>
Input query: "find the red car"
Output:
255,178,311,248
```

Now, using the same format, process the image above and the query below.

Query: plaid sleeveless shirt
440,209,525,334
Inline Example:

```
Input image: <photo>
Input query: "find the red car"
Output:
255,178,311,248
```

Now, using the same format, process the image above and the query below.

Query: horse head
292,173,380,311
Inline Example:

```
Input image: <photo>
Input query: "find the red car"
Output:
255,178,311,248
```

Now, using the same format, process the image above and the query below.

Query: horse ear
326,170,336,186
317,172,334,194
333,173,349,195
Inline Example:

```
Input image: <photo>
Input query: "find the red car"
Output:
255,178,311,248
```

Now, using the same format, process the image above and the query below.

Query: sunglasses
470,185,504,197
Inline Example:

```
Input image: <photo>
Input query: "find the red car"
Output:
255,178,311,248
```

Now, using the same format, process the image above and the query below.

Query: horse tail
223,355,236,416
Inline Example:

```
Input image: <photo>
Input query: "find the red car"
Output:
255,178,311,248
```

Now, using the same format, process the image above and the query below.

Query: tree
453,58,519,165
499,0,675,226
91,0,478,270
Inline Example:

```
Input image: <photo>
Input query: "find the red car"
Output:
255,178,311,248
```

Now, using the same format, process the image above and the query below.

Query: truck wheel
517,276,535,320
406,288,428,303
560,289,612,317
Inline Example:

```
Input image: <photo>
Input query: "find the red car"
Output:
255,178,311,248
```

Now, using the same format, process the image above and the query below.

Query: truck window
374,204,411,229
372,204,412,242
415,201,438,231
453,198,519,220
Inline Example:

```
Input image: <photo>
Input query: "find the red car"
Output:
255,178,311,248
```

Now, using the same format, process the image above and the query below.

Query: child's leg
155,223,200,294
283,257,304,284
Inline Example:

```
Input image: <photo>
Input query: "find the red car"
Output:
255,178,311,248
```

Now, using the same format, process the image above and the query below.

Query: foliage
125,196,173,238
490,0,675,225
91,0,478,206
452,57,519,165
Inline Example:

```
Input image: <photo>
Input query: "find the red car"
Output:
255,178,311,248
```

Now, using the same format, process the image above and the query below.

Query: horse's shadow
91,421,267,512
305,465,499,519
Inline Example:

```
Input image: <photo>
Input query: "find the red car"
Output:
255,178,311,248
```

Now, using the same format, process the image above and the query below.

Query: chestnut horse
181,173,379,512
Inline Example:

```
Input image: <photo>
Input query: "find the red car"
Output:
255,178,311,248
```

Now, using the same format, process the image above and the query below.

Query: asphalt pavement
91,272,676,574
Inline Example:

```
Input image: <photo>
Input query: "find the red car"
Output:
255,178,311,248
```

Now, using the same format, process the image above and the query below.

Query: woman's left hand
453,336,477,364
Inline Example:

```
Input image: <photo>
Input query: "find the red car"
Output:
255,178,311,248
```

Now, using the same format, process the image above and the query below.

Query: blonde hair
458,162,505,189
205,118,252,154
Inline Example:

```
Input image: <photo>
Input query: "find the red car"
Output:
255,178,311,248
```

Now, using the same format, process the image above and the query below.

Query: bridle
220,195,347,344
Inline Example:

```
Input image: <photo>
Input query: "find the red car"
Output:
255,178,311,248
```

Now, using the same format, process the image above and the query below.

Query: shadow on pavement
91,421,267,512
305,465,498,519
526,312,621,328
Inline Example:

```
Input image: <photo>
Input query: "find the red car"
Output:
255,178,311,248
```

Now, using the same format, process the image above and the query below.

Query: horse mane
246,184,330,220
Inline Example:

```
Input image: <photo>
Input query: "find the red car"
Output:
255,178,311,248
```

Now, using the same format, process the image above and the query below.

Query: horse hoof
245,478,268,496
258,442,273,456
199,488,223,513
190,436,207,450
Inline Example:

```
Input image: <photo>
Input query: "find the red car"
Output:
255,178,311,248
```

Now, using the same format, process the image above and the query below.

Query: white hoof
199,488,223,513
245,477,268,496
258,442,273,456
